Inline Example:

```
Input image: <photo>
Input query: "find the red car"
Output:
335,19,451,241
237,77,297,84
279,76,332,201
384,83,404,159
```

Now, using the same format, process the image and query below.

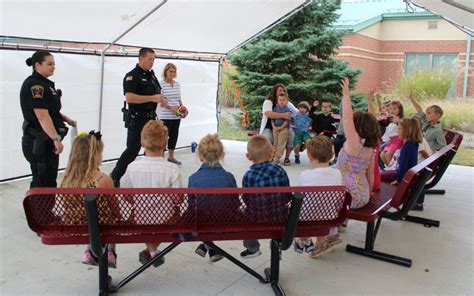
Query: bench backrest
24,186,351,244
389,144,453,209
443,128,463,150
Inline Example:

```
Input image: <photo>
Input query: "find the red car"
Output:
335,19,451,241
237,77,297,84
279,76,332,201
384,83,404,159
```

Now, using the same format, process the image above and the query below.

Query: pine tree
229,0,361,130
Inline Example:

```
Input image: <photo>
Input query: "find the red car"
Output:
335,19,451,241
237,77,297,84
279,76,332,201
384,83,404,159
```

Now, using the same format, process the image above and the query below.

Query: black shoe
411,203,424,211
208,249,224,263
295,154,300,164
195,243,207,257
168,158,182,165
240,249,261,259
139,249,165,267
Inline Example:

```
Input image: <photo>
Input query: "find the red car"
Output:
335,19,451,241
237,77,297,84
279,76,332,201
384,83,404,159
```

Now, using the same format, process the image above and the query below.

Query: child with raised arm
294,136,343,258
272,93,292,165
336,78,380,209
121,120,182,268
240,135,290,259
190,134,239,263
408,91,447,152
293,101,313,164
380,101,404,166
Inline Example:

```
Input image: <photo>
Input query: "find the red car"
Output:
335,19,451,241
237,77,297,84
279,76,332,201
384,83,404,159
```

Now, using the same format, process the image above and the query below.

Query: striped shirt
159,80,181,120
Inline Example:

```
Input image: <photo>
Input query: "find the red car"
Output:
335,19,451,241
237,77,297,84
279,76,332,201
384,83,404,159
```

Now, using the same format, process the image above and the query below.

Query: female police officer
20,50,76,188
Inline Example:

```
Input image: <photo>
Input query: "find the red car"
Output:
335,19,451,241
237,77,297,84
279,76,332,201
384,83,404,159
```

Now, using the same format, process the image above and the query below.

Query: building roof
335,0,439,32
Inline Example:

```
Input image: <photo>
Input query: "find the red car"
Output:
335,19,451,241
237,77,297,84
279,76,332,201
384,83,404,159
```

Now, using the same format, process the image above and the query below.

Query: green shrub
394,70,455,101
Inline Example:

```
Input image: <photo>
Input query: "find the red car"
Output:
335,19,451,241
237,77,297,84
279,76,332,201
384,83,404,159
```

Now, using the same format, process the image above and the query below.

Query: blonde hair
427,105,444,117
400,117,423,143
141,120,168,151
307,136,333,163
61,134,104,188
247,135,272,163
163,63,177,79
198,134,225,167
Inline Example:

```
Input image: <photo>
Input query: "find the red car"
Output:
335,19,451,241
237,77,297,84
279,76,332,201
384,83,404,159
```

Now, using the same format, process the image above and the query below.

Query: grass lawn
452,147,474,167
219,116,248,142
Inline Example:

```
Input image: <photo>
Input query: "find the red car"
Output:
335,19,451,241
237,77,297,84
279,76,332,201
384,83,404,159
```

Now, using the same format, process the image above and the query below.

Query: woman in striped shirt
159,63,183,165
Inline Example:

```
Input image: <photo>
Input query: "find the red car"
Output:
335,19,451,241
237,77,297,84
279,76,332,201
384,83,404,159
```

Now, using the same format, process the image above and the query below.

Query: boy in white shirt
295,136,343,258
121,120,182,267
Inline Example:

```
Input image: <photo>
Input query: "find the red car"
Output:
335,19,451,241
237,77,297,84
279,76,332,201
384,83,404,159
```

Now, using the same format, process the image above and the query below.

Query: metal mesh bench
24,186,351,296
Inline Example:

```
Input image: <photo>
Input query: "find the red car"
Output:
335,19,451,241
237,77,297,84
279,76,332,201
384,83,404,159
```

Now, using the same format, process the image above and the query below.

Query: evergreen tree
229,0,361,130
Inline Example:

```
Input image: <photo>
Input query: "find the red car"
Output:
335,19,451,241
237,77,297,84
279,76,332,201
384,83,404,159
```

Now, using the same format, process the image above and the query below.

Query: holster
122,101,134,128
23,121,49,156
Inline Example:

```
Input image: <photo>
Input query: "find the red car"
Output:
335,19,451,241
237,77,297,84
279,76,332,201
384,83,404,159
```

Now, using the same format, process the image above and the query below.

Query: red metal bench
24,186,350,296
402,142,457,228
344,148,454,267
423,128,463,196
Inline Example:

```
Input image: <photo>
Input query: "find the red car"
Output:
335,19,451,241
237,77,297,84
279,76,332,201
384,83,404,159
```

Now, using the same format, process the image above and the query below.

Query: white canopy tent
0,0,309,181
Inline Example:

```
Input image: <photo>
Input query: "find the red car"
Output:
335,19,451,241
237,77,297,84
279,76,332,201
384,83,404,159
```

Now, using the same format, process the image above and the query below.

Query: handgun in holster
122,101,133,128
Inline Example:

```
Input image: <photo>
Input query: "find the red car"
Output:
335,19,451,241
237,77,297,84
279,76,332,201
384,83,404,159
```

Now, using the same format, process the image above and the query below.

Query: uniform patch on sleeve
126,76,133,81
31,85,44,99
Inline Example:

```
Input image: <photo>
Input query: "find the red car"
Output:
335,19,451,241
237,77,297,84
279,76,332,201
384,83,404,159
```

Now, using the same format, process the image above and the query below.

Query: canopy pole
98,0,168,131
463,34,472,98
216,57,225,134
226,0,312,56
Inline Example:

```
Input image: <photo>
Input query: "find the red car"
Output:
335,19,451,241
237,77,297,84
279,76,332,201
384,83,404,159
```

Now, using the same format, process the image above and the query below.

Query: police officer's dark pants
22,135,59,222
111,119,148,185
22,135,59,188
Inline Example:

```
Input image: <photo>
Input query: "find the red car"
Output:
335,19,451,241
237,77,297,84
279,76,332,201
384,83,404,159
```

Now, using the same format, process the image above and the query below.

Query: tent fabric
408,0,473,34
0,50,218,181
2,0,307,54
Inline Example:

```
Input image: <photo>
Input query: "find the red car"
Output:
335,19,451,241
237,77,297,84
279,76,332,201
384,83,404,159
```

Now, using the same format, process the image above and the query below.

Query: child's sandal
283,158,291,166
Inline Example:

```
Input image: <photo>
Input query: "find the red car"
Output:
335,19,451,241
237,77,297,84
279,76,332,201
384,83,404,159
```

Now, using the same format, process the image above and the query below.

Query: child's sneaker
81,250,98,266
195,243,207,257
295,154,301,164
293,240,304,254
108,250,117,269
327,234,342,247
304,240,315,253
139,249,165,267
309,242,333,259
208,249,224,263
240,249,261,259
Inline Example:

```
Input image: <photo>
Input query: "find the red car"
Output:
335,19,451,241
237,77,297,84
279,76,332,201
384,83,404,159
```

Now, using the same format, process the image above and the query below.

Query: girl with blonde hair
60,131,119,268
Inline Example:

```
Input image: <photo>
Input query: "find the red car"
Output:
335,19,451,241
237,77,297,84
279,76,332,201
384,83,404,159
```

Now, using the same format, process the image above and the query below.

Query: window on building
405,53,458,96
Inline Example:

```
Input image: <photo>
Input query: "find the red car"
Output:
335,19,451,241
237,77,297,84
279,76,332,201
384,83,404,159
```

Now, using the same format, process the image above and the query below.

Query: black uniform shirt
20,71,65,130
123,64,161,112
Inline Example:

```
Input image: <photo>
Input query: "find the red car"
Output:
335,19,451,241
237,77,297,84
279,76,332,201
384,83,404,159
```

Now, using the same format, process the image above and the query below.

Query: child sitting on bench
121,120,182,268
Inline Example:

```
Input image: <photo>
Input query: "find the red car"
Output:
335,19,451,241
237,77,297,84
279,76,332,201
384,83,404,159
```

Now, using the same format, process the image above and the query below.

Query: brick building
334,1,473,98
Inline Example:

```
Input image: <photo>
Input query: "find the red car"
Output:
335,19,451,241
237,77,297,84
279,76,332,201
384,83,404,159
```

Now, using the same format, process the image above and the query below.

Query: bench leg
205,242,268,284
402,215,440,228
346,220,412,268
425,189,446,195
111,242,180,293
264,240,285,296
98,248,110,296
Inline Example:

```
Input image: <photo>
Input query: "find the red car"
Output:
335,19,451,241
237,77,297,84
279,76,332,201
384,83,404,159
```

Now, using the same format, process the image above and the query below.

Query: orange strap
223,59,249,127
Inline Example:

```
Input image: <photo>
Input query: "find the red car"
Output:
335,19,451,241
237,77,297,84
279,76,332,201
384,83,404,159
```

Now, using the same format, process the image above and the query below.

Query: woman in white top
159,63,183,165
259,84,298,166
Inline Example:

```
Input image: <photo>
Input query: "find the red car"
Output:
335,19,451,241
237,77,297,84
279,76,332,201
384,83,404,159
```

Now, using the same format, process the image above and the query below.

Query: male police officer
110,48,168,187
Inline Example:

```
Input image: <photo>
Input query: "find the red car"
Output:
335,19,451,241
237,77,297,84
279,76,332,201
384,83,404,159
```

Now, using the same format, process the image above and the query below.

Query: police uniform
20,71,67,188
110,64,161,186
